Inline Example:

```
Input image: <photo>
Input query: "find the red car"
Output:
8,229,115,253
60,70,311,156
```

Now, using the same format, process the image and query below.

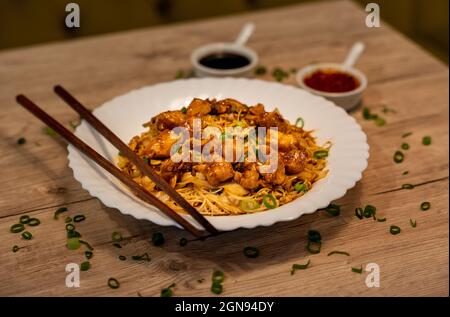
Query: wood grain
0,0,448,296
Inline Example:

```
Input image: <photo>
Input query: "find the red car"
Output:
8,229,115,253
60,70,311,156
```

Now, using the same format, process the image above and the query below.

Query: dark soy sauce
199,52,250,70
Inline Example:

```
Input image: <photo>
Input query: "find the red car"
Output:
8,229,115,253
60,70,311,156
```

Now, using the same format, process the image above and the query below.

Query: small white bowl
191,42,259,78
296,63,367,111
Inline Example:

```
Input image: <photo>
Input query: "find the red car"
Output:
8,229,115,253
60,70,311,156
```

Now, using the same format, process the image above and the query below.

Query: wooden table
0,0,448,296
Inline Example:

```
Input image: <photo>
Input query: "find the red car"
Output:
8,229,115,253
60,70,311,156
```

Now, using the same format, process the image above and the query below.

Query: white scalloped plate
68,78,369,231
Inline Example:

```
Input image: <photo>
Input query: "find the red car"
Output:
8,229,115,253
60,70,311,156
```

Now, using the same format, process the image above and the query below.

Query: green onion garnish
355,207,363,219
352,266,363,274
10,223,25,233
43,127,58,137
175,70,185,79
181,106,187,114
113,243,122,249
161,284,176,297
12,245,21,253
255,66,267,75
152,232,165,246
363,205,376,219
410,219,417,228
239,199,261,211
295,117,305,128
290,260,310,275
80,261,90,271
402,184,415,190
64,217,72,223
376,217,387,222
394,151,404,163
17,137,26,145
179,238,188,247
73,215,86,223
401,143,410,150
307,230,321,243
402,132,412,138
21,231,32,240
420,201,431,211
28,218,40,226
85,251,93,260
327,251,350,256
323,203,340,216
212,270,225,284
422,136,432,145
19,215,30,224
66,223,75,232
131,253,150,262
54,207,68,219
294,182,307,193
306,241,321,254
67,238,81,250
108,278,120,289
118,255,127,261
111,231,123,243
374,117,386,126
67,230,81,238
79,240,94,251
262,194,277,209
243,246,260,258
211,282,223,295
313,150,328,159
390,225,401,235
402,171,409,175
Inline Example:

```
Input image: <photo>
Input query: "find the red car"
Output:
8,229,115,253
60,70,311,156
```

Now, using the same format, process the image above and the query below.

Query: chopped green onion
73,215,86,223
239,199,261,211
422,136,432,145
394,151,404,163
295,117,305,128
66,223,75,232
306,241,321,254
355,207,363,219
118,255,127,261
402,132,412,138
10,223,25,233
262,194,277,209
352,266,363,274
21,231,32,240
374,117,386,126
181,106,187,114
131,253,150,262
290,260,310,275
80,261,90,271
390,225,401,235
313,150,328,159
64,217,72,223
67,238,81,250
19,215,30,224
54,207,68,219
79,240,94,251
179,238,188,247
323,203,340,216
243,246,260,258
401,143,410,150
160,284,175,297
211,282,223,295
255,66,267,75
175,70,185,79
402,171,409,175
111,231,123,243
420,201,431,211
327,251,350,256
294,182,307,193
376,217,387,222
12,245,21,253
17,137,26,145
113,243,122,249
363,205,376,218
108,278,120,289
362,107,374,120
143,156,149,164
152,232,165,246
402,184,415,190
27,218,40,226
43,127,58,137
410,219,417,228
307,230,321,243
85,251,93,260
212,270,225,284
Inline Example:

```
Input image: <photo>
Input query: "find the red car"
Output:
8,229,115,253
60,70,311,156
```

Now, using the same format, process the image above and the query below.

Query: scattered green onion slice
402,132,412,138
363,205,376,218
306,241,321,254
131,253,150,262
111,231,123,243
181,106,187,114
420,201,431,211
28,218,40,226
327,251,350,256
22,231,32,240
291,260,310,275
43,127,58,137
401,143,410,150
394,151,404,163
390,225,401,235
17,137,26,145
80,261,90,271
402,184,415,190
12,245,20,253
294,182,308,193
113,243,122,249
313,150,328,159
118,255,127,261
410,219,417,228
211,282,223,295
54,207,68,219
67,237,81,250
20,215,30,224
85,251,93,260
262,194,277,209
374,117,386,126
352,266,363,274
376,217,387,222
73,215,86,223
143,156,149,164
79,240,94,251
152,232,165,246
64,217,72,223
212,270,225,284
179,238,188,247
243,246,260,258
10,223,25,233
67,230,81,238
255,66,267,75
402,171,409,175
239,199,261,211
108,278,120,289
422,136,432,145
295,117,304,128
324,203,340,216
355,207,363,219
161,285,175,297
175,70,185,79
307,230,322,243
66,223,75,232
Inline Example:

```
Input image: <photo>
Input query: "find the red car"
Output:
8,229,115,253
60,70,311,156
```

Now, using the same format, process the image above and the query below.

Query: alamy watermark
65,3,80,28
365,3,380,28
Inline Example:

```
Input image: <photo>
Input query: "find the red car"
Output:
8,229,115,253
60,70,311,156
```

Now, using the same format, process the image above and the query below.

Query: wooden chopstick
16,94,205,238
53,85,219,235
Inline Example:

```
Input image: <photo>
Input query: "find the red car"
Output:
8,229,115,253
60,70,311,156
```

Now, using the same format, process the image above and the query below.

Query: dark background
0,0,448,63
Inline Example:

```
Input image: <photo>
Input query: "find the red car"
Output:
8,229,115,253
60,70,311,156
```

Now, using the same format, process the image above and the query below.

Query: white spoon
343,41,365,68
234,23,255,46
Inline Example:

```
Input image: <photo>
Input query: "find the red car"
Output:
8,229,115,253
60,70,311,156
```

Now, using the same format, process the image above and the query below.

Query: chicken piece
260,161,286,185
143,130,179,159
244,103,265,124
249,103,265,115
148,110,186,131
187,98,212,117
159,160,192,182
259,111,290,132
234,163,260,190
267,130,298,152
283,149,307,174
204,162,235,186
211,98,249,114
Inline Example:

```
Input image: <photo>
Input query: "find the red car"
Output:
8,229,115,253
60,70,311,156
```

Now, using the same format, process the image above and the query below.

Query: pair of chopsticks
16,86,219,239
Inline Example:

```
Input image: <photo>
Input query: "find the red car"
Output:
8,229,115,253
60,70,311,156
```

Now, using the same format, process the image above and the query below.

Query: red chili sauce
304,69,360,93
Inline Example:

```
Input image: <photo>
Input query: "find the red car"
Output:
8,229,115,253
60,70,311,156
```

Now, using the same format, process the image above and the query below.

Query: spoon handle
235,23,255,46
343,41,365,68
